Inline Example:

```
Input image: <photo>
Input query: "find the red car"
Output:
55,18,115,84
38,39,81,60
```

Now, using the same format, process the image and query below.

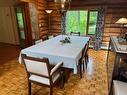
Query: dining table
19,35,90,74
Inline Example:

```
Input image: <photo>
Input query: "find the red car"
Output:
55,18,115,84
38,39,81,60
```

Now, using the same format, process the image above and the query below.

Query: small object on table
60,37,71,44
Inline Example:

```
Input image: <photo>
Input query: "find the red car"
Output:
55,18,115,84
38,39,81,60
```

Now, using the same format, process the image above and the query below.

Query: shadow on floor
0,43,20,65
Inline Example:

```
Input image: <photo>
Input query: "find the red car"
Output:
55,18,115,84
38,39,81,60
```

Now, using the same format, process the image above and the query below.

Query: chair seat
29,72,60,85
113,80,127,95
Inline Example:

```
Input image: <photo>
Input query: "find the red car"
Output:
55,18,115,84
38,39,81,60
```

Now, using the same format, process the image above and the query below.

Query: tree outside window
66,10,98,35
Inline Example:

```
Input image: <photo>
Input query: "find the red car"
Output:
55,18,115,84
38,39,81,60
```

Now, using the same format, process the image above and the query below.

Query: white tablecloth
19,35,90,74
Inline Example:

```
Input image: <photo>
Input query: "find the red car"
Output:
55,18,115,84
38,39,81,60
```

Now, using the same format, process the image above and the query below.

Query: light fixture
45,10,53,14
124,24,127,27
54,0,71,12
54,0,71,35
116,18,127,24
116,18,127,39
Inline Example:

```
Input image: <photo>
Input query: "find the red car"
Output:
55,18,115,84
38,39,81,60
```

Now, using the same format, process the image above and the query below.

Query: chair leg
85,57,87,69
60,71,64,89
86,54,89,62
50,86,53,95
82,61,85,72
28,82,31,95
79,64,82,78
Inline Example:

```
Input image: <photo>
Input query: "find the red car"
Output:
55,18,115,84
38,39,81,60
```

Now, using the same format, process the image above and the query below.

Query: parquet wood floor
0,44,108,95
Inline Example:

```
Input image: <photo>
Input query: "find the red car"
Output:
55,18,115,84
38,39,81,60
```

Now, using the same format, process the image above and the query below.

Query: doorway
15,3,32,48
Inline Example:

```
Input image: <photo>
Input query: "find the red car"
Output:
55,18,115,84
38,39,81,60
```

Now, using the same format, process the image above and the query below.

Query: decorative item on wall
54,0,71,35
45,10,53,36
116,17,127,39
94,7,106,50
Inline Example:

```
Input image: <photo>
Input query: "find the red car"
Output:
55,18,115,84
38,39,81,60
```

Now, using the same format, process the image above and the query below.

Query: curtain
94,7,106,50
61,12,67,35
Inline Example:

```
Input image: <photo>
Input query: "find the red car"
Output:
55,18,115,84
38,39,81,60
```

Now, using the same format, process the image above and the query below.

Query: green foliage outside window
67,11,78,32
17,13,24,30
88,11,98,35
80,11,88,35
66,10,98,35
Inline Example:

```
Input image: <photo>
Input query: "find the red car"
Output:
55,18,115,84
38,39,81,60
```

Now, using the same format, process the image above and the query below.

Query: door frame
15,2,32,48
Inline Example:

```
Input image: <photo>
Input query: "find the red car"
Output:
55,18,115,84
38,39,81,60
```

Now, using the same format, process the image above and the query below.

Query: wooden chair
34,39,43,44
78,41,89,78
83,41,89,68
70,32,80,36
41,35,48,41
48,35,54,39
21,54,64,95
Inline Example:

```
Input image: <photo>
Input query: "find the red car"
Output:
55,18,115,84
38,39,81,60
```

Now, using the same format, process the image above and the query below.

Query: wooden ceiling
46,0,127,10
47,0,127,2
0,0,20,6
0,0,127,7
0,0,32,6
46,0,127,5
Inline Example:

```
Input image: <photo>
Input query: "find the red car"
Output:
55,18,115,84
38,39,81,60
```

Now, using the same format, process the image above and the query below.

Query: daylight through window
66,10,98,35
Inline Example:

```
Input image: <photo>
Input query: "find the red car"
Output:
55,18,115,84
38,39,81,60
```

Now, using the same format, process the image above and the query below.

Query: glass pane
16,8,25,39
88,11,98,35
67,11,78,33
80,11,87,35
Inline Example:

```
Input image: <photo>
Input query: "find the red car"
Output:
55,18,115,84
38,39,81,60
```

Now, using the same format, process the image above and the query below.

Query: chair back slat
24,59,49,77
21,54,63,95
82,41,89,59
21,54,50,77
70,32,80,36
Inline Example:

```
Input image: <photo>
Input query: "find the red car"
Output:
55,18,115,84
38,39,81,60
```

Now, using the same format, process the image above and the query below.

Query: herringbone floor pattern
0,49,108,95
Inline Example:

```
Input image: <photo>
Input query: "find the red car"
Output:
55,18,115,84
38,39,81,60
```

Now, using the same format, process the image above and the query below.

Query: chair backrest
21,54,51,77
82,41,89,58
48,35,54,39
35,39,43,44
70,32,80,36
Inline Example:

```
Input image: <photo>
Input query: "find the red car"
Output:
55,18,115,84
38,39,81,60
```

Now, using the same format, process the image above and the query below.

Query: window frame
66,10,98,36
87,10,98,35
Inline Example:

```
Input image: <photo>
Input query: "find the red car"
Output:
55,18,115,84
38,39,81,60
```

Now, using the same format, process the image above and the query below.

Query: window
67,11,78,32
88,11,98,35
80,11,88,35
66,10,98,35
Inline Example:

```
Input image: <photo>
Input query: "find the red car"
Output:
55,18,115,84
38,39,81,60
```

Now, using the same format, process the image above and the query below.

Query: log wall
36,0,48,40
47,2,62,36
70,3,127,46
34,0,127,45
103,6,127,45
31,1,62,39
